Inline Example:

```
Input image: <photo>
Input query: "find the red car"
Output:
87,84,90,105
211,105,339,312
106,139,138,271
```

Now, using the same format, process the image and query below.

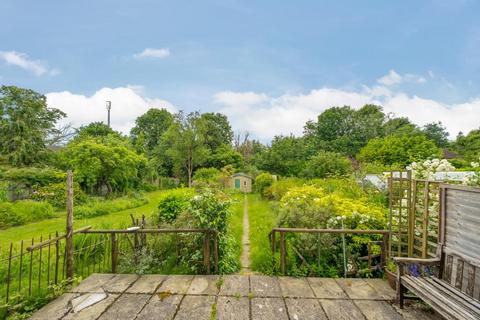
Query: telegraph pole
106,101,112,127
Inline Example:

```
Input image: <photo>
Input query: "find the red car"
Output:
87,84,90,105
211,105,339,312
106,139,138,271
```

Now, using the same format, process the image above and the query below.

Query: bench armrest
393,256,441,266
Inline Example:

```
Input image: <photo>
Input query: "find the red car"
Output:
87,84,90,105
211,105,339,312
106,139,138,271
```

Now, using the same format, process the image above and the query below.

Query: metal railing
0,227,218,305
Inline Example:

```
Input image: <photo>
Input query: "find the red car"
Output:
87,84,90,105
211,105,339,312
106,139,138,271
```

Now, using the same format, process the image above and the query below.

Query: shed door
235,178,240,189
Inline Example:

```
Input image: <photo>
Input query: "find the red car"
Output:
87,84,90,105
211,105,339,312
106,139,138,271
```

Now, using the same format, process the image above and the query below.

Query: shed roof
231,172,253,179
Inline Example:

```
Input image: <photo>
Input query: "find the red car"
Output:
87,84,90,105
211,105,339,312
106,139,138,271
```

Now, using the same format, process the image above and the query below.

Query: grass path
239,194,252,273
0,190,166,245
247,193,277,273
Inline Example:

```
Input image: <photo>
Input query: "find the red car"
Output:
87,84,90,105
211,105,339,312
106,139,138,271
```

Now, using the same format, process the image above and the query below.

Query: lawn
0,190,166,245
247,193,277,274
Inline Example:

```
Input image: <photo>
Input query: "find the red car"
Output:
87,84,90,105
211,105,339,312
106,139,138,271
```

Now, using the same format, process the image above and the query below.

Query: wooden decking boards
31,274,442,320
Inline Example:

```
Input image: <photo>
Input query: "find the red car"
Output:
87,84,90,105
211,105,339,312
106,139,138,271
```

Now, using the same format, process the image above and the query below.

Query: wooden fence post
280,231,286,274
111,233,117,273
66,170,74,281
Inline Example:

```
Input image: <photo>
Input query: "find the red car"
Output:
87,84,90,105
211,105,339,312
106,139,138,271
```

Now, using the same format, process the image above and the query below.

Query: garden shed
225,172,253,192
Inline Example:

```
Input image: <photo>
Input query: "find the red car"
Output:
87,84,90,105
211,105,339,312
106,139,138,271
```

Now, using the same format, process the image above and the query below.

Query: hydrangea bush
406,158,455,180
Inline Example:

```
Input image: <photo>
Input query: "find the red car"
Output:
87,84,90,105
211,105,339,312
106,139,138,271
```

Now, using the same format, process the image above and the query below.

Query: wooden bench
394,185,480,320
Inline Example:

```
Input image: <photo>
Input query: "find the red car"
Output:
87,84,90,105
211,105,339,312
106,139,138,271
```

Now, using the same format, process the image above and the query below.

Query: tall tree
258,135,309,176
0,86,65,166
162,112,208,186
130,108,173,155
453,129,480,161
304,105,386,156
422,122,450,148
197,112,234,150
383,117,418,136
75,122,121,140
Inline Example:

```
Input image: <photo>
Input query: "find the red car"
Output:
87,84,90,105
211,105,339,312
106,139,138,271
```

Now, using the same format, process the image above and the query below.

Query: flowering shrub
463,156,480,186
276,184,388,277
406,158,455,180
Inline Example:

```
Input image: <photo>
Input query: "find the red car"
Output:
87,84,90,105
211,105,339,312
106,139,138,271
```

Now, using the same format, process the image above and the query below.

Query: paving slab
364,278,396,301
187,275,220,295
219,275,250,296
285,298,327,320
30,293,78,320
278,277,315,298
355,300,403,320
135,294,182,320
126,274,166,294
63,294,119,320
174,295,216,320
251,297,289,320
217,296,250,320
335,278,383,300
307,277,348,299
156,275,194,294
70,274,115,293
102,274,139,293
97,293,150,320
250,275,282,297
320,299,366,320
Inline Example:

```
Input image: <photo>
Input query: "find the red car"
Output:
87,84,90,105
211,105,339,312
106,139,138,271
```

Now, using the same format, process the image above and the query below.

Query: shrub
263,178,304,200
254,172,274,196
74,194,148,219
31,182,87,208
301,151,352,179
0,167,65,187
0,200,55,228
193,168,222,188
358,134,441,167
156,189,194,223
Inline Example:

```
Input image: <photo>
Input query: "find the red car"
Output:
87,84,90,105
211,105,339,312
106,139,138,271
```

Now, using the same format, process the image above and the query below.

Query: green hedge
74,194,149,219
0,201,55,228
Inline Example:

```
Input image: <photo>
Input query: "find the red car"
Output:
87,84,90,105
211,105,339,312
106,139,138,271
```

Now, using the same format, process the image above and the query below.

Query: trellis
388,171,411,257
388,172,441,259
410,179,440,258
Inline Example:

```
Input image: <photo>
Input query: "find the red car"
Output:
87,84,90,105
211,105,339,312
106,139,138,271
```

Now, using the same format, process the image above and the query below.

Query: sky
1,0,480,142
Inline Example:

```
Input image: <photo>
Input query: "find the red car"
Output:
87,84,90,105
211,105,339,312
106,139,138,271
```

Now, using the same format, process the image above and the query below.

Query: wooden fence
270,228,389,276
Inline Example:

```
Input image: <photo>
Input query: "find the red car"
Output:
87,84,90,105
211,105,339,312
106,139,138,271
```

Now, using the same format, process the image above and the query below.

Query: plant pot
385,269,397,290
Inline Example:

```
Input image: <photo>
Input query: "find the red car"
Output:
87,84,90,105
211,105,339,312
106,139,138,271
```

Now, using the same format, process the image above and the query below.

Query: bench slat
403,276,480,320
428,277,480,312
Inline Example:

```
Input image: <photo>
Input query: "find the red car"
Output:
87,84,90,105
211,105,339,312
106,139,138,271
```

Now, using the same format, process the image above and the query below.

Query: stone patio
31,273,442,320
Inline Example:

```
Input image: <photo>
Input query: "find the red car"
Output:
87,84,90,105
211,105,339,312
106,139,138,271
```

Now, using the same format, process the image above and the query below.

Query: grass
247,193,277,274
228,193,244,264
0,190,166,245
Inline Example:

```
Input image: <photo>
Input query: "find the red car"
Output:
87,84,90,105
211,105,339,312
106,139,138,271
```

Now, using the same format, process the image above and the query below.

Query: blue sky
1,0,480,140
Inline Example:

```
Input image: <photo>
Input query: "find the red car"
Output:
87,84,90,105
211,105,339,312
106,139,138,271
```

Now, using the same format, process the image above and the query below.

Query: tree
75,122,121,140
304,105,385,156
65,135,147,194
162,112,208,186
258,135,309,176
422,122,449,148
357,134,441,167
130,108,173,155
453,129,480,161
197,112,233,151
0,86,65,166
301,151,352,179
383,117,419,136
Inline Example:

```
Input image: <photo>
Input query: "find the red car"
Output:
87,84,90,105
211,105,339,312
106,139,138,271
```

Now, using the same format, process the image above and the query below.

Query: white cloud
46,86,177,134
0,51,58,76
214,87,480,141
377,69,427,86
133,48,170,59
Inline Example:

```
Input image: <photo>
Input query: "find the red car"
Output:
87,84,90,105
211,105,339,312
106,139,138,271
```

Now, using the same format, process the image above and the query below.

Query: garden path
239,193,252,273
